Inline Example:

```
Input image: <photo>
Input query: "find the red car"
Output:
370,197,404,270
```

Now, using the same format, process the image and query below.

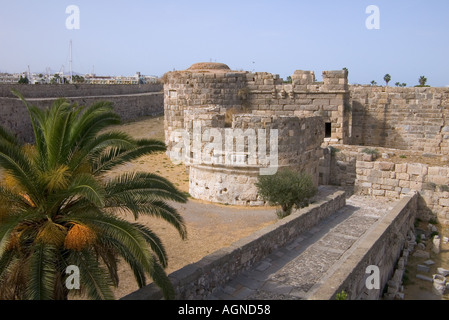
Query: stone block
395,163,407,173
372,189,385,196
416,274,433,282
357,161,374,169
437,268,449,277
432,236,441,254
412,250,430,259
399,180,410,188
407,163,425,175
417,264,430,273
396,173,410,180
424,259,435,266
439,198,449,207
377,161,395,171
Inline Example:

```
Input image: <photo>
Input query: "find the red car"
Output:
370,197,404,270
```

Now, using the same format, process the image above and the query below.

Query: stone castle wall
0,84,163,142
320,145,449,226
164,67,349,149
0,83,162,98
185,113,324,205
350,86,449,154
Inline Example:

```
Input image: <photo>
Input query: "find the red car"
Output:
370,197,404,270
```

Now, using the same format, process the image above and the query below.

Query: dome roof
187,62,231,72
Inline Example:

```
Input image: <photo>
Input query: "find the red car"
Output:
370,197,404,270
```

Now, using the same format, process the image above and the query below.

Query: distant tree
395,82,401,87
419,76,428,86
401,83,407,87
384,74,391,86
18,76,29,84
51,74,61,84
284,76,292,84
38,73,44,78
72,75,85,83
370,80,377,86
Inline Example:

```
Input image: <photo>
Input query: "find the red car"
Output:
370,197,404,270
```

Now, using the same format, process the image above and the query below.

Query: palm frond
0,250,22,299
0,210,35,257
65,173,106,208
60,212,153,275
149,258,175,300
0,141,39,204
68,101,121,150
25,243,58,300
68,131,137,173
92,139,166,174
98,237,147,288
131,223,168,268
105,171,187,203
0,125,18,146
67,249,114,300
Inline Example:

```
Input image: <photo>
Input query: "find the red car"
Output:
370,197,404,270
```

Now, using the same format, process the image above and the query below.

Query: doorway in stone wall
325,122,332,138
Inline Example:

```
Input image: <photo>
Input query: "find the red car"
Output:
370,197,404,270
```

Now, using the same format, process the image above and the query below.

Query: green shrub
336,290,348,300
255,168,317,219
362,148,379,158
423,182,437,191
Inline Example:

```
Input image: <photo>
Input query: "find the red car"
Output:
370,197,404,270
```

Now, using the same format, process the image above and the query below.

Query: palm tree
383,74,391,86
0,90,187,300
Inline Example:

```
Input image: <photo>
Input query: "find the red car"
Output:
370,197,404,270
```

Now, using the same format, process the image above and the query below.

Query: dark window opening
325,123,332,138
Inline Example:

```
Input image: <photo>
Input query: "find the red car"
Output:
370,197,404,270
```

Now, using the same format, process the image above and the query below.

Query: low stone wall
0,91,163,142
0,83,162,98
121,188,346,300
355,159,449,225
310,192,418,300
320,146,449,226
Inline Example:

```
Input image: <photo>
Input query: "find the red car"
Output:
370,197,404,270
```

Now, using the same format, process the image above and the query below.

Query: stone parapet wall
320,145,449,226
355,159,449,225
121,188,346,300
0,86,163,142
310,192,418,300
0,83,162,98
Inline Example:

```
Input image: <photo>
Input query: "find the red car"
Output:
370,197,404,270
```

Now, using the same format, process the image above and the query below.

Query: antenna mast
69,40,73,83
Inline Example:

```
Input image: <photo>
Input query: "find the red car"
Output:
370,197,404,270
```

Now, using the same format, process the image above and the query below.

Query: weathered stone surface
416,274,434,282
413,250,430,259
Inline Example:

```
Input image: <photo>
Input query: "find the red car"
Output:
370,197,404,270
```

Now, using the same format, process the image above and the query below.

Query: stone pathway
208,195,397,300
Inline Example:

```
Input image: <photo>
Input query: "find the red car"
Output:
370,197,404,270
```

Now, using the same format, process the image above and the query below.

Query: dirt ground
101,116,278,299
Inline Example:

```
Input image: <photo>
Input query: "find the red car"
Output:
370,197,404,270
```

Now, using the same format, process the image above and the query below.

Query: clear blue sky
1,0,448,86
